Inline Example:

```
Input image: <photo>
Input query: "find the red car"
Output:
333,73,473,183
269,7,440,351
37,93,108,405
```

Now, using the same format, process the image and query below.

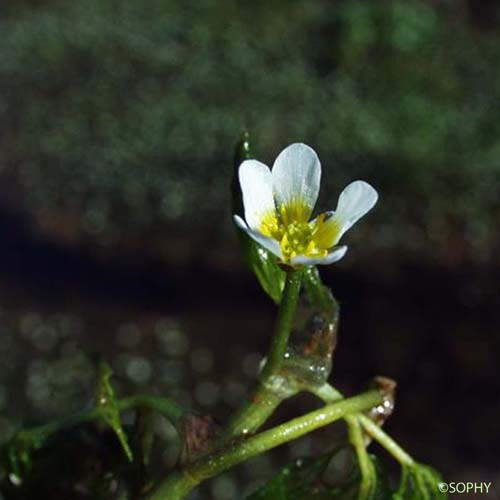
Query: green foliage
1,430,42,483
393,463,446,500
1,425,138,500
246,448,390,500
247,451,446,500
1,1,500,260
96,361,133,462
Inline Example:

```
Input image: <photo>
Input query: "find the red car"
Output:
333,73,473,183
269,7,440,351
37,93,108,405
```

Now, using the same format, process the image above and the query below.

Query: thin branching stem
312,383,414,466
12,394,184,450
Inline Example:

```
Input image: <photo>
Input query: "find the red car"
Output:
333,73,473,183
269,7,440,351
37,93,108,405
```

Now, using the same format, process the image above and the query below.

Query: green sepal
96,361,133,462
232,131,286,304
241,236,286,304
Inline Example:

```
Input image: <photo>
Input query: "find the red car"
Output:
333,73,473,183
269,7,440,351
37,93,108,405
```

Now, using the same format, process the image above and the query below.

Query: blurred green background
0,0,499,498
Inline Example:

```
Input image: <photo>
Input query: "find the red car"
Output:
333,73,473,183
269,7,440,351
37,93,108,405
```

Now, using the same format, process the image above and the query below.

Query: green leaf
246,454,331,500
132,408,155,468
394,463,447,499
2,430,44,484
96,361,133,462
232,131,286,304
247,448,390,500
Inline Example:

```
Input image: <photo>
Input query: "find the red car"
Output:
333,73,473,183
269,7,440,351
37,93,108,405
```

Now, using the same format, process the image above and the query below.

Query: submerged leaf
394,463,447,499
1,431,44,485
247,448,390,500
96,361,133,462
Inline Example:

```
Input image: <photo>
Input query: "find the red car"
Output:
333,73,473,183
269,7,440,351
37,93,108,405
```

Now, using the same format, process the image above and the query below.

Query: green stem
346,414,377,498
312,383,414,466
146,390,383,500
220,269,302,443
15,394,184,448
357,414,413,466
260,269,302,381
119,395,184,422
219,383,285,441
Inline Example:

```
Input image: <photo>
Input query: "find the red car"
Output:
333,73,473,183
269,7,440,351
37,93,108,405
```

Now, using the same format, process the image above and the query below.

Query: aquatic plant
0,134,445,499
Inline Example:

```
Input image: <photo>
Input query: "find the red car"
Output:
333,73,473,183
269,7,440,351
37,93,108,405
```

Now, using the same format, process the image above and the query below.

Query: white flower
234,143,378,266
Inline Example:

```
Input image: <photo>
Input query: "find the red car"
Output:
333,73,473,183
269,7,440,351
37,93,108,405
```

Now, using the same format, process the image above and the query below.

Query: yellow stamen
312,212,341,250
279,198,311,226
259,210,282,240
259,203,341,263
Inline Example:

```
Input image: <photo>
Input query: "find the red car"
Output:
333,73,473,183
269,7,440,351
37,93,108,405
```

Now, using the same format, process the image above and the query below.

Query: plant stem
15,394,184,447
219,383,286,441
347,414,377,498
119,395,184,422
311,383,414,466
146,390,383,500
220,269,302,443
357,414,413,466
260,269,302,381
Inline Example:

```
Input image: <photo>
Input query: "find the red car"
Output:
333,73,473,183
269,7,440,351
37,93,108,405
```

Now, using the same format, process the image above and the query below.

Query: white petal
272,143,321,222
290,246,348,266
239,160,276,230
333,181,378,239
233,215,283,259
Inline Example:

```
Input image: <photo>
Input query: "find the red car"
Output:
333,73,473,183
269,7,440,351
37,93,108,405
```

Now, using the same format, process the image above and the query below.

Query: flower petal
238,160,276,230
332,181,378,240
233,215,283,259
290,246,348,266
272,143,321,224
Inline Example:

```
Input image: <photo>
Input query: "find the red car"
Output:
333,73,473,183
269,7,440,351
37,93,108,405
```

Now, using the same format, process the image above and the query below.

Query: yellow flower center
259,203,341,262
